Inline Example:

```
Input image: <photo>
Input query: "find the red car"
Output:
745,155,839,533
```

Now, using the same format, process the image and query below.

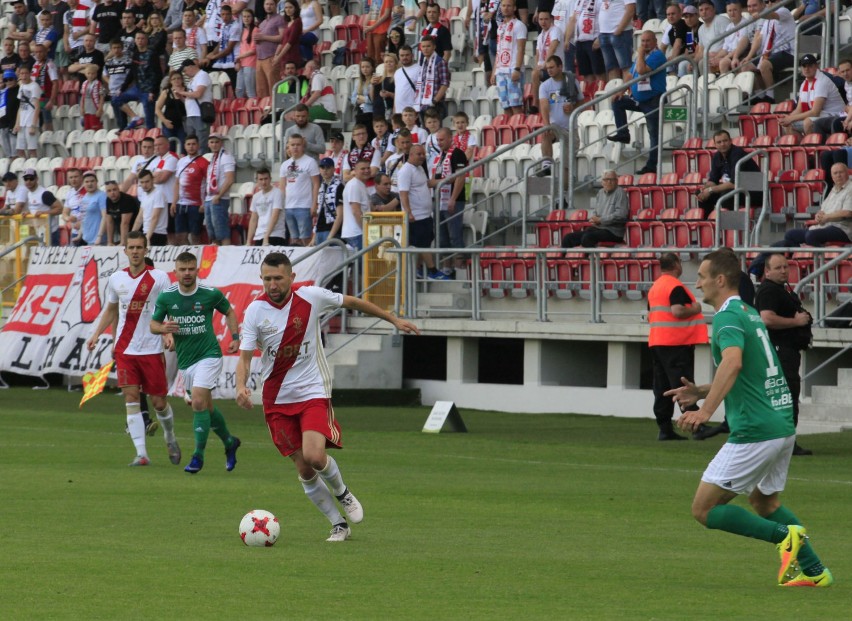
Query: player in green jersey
666,249,832,587
151,251,242,475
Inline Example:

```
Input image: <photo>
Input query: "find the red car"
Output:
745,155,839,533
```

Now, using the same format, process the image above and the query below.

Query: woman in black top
155,71,186,146
385,26,404,56
373,51,397,120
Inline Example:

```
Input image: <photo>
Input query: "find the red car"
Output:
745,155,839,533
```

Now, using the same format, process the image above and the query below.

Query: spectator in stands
0,172,25,216
538,54,583,177
176,58,212,152
415,36,449,121
103,39,141,130
697,129,761,217
351,58,378,138
14,65,41,159
489,0,526,117
717,0,752,75
63,0,90,63
386,127,411,192
296,0,322,61
163,0,185,32
675,6,700,77
659,3,686,65
167,29,198,76
0,71,20,158
104,180,139,246
343,124,382,184
273,0,302,73
31,42,57,131
206,4,241,87
452,111,476,161
696,0,731,75
372,116,392,161
130,0,153,30
314,157,343,244
394,45,419,115
80,170,107,245
247,167,288,245
813,58,852,137
129,32,161,128
279,134,320,246
567,0,606,86
327,129,348,176
422,106,442,163
204,133,236,245
155,71,187,145
531,11,562,115
561,169,628,248
385,26,405,57
283,103,325,160
10,0,37,45
1,39,21,75
91,0,122,54
18,40,36,71
79,64,104,129
431,127,468,272
780,55,847,138
364,0,393,64
149,135,179,240
61,168,85,244
607,31,666,175
750,163,852,278
598,0,635,82
173,134,209,245
68,33,105,79
131,168,168,246
35,11,59,59
402,106,427,143
145,13,167,63
637,0,666,23
466,0,488,77
374,53,397,121
791,0,826,36
340,158,372,250
235,9,257,98
370,172,400,211
118,9,141,55
255,0,285,99
738,0,795,104
421,3,452,63
13,168,63,245
298,60,336,122
182,8,209,65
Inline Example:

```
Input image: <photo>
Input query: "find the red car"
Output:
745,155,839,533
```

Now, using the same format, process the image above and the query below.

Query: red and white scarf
495,18,518,72
799,77,817,112
415,53,438,110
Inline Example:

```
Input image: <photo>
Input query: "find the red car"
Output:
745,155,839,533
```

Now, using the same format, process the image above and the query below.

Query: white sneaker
337,488,364,524
326,524,351,542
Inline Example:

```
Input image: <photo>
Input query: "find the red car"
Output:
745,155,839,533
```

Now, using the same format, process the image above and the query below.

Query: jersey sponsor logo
176,314,207,325
193,302,203,312
171,303,179,309
4,273,73,335
771,393,793,408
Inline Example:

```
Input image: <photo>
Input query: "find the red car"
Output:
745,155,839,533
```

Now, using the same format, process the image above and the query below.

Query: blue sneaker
125,116,144,130
184,455,204,474
428,270,450,280
225,437,241,471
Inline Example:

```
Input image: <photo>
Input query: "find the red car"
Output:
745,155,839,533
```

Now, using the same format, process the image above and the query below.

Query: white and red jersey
494,17,527,75
106,266,171,356
240,286,343,408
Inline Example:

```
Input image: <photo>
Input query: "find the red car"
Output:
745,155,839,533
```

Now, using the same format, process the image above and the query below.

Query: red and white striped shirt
106,266,172,356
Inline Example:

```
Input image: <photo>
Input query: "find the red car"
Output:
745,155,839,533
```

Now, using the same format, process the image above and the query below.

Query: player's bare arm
224,308,240,354
676,346,742,433
235,349,254,410
87,302,119,351
150,318,180,334
341,296,420,335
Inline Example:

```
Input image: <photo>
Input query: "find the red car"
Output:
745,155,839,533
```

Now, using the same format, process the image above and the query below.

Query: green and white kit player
151,251,242,474
666,249,832,587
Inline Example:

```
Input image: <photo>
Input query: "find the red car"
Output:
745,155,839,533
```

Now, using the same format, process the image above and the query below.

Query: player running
666,249,832,587
235,252,420,542
86,231,181,467
150,251,242,474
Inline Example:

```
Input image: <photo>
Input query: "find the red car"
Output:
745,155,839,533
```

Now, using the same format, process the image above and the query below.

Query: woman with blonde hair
350,57,377,139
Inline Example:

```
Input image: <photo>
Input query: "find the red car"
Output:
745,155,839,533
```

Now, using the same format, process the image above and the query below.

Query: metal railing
271,75,303,162
655,82,694,178
711,148,770,246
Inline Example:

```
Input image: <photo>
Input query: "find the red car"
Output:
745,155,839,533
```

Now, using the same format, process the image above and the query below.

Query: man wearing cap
0,172,26,216
327,130,348,177
0,70,19,158
282,103,325,161
204,133,236,246
9,0,37,44
175,59,212,152
695,0,730,75
12,169,64,246
314,157,343,244
780,55,847,138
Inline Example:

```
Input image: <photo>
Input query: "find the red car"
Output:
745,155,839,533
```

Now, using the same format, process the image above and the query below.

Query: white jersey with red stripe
106,266,172,356
240,286,343,407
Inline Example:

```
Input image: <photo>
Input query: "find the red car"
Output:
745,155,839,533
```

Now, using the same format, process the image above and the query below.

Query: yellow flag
79,361,115,408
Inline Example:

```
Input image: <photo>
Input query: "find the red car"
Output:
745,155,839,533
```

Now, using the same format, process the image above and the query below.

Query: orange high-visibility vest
648,273,708,347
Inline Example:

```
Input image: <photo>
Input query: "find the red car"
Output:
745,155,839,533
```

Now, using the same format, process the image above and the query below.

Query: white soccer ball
239,510,280,547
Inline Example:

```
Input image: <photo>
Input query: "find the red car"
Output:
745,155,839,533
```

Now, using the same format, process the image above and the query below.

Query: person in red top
273,0,303,70
364,0,393,66
647,252,709,441
172,134,209,245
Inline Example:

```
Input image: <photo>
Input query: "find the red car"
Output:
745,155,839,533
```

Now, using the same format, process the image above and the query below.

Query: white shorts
702,435,795,496
181,357,223,394
16,127,38,150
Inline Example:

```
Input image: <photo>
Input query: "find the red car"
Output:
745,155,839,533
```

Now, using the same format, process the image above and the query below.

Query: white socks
300,474,344,525
317,456,346,497
155,404,176,443
126,402,147,458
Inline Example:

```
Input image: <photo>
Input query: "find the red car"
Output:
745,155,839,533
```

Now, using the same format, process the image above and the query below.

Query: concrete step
324,333,383,367
810,385,852,405
837,367,852,383
324,334,403,390
798,402,852,423
795,420,852,436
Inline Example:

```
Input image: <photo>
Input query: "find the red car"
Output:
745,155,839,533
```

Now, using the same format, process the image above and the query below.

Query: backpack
332,47,346,66
822,70,848,105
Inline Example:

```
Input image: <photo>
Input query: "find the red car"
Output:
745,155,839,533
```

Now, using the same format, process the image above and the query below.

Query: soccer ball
239,510,280,547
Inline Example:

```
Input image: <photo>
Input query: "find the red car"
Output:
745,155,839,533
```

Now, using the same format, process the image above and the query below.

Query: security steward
755,253,814,456
647,253,709,441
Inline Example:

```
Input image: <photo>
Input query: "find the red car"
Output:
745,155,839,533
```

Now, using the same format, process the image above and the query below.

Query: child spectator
402,105,427,144
422,106,442,163
372,115,392,165
80,64,104,129
15,65,42,158
452,111,477,162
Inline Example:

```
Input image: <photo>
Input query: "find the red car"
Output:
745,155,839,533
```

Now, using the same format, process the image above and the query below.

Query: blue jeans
612,94,662,169
314,230,331,245
439,206,464,250
112,86,156,128
598,30,634,72
204,198,231,242
343,234,362,250
236,67,257,98
636,0,666,20
285,208,313,240
300,32,318,61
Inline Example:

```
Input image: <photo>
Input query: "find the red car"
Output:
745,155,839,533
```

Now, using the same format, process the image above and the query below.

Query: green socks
210,407,235,448
706,504,778,542
192,410,211,459
765,506,823,575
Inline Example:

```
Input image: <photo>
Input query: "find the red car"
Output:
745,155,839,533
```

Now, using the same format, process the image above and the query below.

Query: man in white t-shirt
394,45,421,114
532,11,562,115
204,133,236,245
12,168,63,245
120,137,157,192
279,134,320,246
695,0,730,75
176,59,213,152
131,169,169,246
15,66,42,158
780,55,848,137
598,0,636,81
386,129,412,193
1,172,29,217
718,2,752,75
235,252,419,542
739,0,795,104
340,158,371,250
566,0,606,85
489,0,526,116
247,167,287,246
61,168,86,245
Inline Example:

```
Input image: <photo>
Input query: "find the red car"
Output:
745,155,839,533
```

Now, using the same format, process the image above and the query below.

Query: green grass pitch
1,387,849,620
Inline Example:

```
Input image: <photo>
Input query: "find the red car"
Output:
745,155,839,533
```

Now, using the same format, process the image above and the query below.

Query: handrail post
271,75,299,162
657,83,693,178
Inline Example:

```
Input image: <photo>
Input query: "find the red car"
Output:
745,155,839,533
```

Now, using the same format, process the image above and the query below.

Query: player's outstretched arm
235,349,254,410
341,295,421,335
86,302,119,352
676,347,742,433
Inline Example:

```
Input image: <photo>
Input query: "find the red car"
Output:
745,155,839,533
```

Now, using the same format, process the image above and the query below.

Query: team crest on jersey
292,316,304,333
140,283,148,294
193,302,203,312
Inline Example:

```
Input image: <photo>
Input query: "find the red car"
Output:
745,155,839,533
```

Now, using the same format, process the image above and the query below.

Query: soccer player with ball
235,252,420,542
666,249,832,587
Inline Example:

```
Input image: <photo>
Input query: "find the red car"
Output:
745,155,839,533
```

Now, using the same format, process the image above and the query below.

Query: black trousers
776,345,802,428
651,345,698,430
698,190,763,218
561,227,623,248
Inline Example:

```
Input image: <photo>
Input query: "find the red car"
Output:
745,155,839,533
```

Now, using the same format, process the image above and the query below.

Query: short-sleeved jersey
106,266,172,356
152,283,231,369
711,296,796,444
240,286,343,408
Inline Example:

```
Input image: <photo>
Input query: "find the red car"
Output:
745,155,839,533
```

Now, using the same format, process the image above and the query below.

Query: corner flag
79,361,114,408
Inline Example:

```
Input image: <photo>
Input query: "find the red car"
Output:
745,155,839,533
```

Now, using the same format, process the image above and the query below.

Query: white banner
0,245,344,399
